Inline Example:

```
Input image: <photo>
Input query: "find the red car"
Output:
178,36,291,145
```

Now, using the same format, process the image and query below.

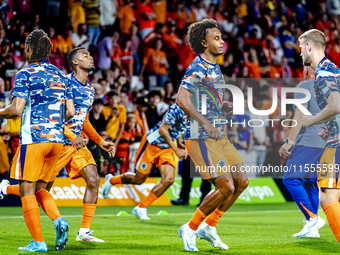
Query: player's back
63,72,94,145
146,104,187,149
12,60,71,145
295,80,326,149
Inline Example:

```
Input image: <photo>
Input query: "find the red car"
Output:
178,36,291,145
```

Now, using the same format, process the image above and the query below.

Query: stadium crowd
0,0,339,178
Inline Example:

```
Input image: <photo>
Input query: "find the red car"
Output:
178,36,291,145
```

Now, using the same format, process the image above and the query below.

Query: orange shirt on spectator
176,44,196,71
136,3,155,30
0,136,9,174
56,35,73,54
168,10,187,30
133,109,149,137
268,65,281,80
143,48,167,74
102,104,127,139
50,38,58,53
189,9,196,23
117,5,134,34
245,61,261,80
237,3,247,18
68,2,86,32
121,50,133,75
163,33,181,51
152,0,166,24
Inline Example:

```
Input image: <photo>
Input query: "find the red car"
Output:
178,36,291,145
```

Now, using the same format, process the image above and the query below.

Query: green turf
0,202,338,254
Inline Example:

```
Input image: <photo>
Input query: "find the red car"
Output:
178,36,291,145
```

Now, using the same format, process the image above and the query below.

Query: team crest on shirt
218,160,227,169
141,163,147,170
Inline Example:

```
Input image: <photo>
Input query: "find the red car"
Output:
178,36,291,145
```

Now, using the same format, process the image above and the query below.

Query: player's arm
83,114,115,157
177,134,186,150
159,121,187,161
0,97,25,119
302,91,340,127
115,122,125,146
176,86,220,139
279,105,307,156
65,99,75,121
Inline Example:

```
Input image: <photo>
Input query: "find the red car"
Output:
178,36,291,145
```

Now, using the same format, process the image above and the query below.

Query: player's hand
72,136,87,150
222,101,233,116
279,143,293,157
318,125,328,142
203,122,220,140
100,141,116,157
175,148,188,161
301,115,314,127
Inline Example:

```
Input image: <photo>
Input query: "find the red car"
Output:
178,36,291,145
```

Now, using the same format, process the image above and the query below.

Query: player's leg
303,178,321,237
197,162,248,250
76,164,104,242
133,164,175,220
0,180,20,198
320,188,340,244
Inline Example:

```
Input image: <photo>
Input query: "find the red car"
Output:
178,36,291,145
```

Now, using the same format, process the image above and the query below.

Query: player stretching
102,103,188,220
0,47,115,242
300,29,340,245
0,30,73,252
175,19,248,251
279,66,325,238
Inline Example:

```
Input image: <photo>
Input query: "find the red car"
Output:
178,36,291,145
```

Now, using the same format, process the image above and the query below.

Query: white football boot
197,222,229,250
293,216,325,238
178,223,198,251
132,206,150,220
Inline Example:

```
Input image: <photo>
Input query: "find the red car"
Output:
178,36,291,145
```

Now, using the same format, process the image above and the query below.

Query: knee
162,177,175,187
236,178,249,192
219,181,235,197
87,173,100,189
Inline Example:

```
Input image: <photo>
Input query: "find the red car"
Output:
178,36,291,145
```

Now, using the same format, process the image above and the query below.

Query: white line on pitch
0,210,301,219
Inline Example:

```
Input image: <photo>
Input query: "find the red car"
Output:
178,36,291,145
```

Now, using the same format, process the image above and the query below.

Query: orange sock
139,192,158,208
205,208,225,227
323,202,340,244
110,175,122,185
6,185,20,196
81,203,97,229
188,208,207,231
21,195,44,242
36,189,61,221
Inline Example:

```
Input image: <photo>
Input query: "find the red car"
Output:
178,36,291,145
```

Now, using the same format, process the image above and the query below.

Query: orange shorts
185,136,243,179
318,147,340,189
135,135,176,175
54,145,97,180
10,143,63,182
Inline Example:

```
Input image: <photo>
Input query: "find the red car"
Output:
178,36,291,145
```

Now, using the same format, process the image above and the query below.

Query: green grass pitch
0,202,338,254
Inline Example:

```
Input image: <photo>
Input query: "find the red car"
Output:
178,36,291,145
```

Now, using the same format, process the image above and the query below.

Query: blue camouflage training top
314,57,340,148
12,60,72,145
146,104,188,149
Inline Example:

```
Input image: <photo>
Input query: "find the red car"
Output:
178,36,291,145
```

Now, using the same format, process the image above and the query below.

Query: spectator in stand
99,0,117,29
237,0,248,18
326,0,340,16
46,0,61,18
130,24,140,74
146,89,161,129
71,23,89,49
282,22,298,64
293,0,306,27
10,22,26,50
0,77,6,101
48,27,59,53
244,48,262,80
0,98,9,174
117,0,134,35
83,0,101,48
194,1,207,21
134,96,149,141
152,0,166,24
144,23,165,47
163,21,181,54
244,29,262,48
164,81,174,104
68,0,86,32
121,36,133,76
102,90,127,146
93,83,106,101
140,38,168,89
170,1,188,32
111,31,123,68
136,0,155,40
114,113,136,174
329,37,340,67
56,27,73,54
176,32,196,75
97,29,115,74
120,87,133,112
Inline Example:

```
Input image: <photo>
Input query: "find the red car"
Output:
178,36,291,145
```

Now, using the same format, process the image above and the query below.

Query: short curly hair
187,19,218,54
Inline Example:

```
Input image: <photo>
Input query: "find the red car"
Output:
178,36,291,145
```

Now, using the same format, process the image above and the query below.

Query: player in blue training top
175,18,248,252
0,47,115,243
300,29,340,245
0,29,74,252
279,66,326,239
102,103,188,219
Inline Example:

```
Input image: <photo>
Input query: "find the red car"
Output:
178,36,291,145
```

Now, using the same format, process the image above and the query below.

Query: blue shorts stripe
136,140,148,163
20,145,27,178
198,140,211,169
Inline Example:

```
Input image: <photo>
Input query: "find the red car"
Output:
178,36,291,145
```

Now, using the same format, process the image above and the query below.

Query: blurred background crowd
0,0,339,181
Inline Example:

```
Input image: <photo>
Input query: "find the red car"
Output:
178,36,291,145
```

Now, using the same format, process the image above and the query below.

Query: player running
300,29,340,245
0,29,74,252
175,19,248,251
279,66,325,238
102,103,188,220
0,47,115,242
